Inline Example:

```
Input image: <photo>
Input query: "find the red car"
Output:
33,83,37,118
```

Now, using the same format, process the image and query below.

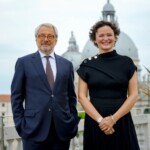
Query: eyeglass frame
37,34,56,40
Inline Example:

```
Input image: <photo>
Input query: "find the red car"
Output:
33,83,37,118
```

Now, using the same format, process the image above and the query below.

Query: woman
77,21,140,150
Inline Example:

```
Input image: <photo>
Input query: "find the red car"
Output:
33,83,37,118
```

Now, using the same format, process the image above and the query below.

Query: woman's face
94,25,116,53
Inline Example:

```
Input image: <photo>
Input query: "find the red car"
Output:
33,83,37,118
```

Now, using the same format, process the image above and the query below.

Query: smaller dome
63,51,82,70
62,32,82,70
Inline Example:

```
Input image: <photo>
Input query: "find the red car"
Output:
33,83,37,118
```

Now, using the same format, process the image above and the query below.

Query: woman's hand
99,116,116,135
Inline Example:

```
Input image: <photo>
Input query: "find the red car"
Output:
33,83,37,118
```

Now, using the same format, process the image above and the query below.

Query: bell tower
102,0,116,23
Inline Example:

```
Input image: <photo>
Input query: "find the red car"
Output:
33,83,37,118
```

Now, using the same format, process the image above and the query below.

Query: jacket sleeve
11,58,25,133
68,63,78,116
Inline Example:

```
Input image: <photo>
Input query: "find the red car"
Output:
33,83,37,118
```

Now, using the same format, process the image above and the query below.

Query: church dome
63,51,82,70
62,32,82,70
81,31,139,62
81,0,139,62
81,0,141,80
115,32,139,61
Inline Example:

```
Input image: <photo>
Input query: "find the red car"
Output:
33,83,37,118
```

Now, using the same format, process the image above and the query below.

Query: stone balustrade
0,109,150,150
132,107,150,115
133,114,150,150
0,117,84,150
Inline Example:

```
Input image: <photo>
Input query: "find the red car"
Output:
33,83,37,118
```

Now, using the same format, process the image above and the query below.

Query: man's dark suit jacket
11,51,80,142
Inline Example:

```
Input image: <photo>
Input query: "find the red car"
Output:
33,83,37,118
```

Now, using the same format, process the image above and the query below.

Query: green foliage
76,132,79,138
78,111,85,119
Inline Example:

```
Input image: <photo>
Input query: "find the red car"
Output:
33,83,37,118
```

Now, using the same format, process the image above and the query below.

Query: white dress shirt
38,50,57,81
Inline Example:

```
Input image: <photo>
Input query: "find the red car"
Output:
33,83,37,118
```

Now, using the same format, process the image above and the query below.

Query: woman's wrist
110,115,116,124
96,117,103,124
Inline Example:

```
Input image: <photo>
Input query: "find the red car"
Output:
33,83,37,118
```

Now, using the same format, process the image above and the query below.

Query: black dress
77,50,140,150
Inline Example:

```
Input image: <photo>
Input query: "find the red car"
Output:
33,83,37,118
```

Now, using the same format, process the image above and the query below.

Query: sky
0,0,150,94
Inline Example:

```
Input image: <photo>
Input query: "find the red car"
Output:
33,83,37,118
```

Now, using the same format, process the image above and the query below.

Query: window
2,103,5,107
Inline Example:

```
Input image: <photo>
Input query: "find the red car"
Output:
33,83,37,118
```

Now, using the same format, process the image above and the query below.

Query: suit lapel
31,51,51,91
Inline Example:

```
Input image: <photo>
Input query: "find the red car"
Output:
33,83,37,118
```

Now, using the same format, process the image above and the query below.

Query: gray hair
35,23,58,38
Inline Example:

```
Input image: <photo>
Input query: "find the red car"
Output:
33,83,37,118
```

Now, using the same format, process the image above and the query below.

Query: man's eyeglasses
37,34,56,40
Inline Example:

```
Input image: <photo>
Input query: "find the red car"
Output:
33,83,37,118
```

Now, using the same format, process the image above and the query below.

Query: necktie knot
45,56,54,90
45,55,50,60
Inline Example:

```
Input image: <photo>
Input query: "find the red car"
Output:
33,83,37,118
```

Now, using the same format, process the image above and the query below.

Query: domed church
63,0,141,78
81,0,141,79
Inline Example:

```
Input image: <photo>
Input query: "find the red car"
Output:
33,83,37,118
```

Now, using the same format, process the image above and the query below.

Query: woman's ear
94,40,97,44
114,37,118,47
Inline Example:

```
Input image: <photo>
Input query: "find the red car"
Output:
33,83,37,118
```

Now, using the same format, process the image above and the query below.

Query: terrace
0,108,150,150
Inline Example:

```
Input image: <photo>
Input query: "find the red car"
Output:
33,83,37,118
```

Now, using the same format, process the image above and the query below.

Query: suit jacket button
48,109,51,111
51,94,54,97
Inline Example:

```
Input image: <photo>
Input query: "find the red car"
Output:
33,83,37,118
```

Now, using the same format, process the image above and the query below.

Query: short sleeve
77,65,88,83
127,58,137,80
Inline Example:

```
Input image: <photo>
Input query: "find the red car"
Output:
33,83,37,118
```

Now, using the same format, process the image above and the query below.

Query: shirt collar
38,50,55,59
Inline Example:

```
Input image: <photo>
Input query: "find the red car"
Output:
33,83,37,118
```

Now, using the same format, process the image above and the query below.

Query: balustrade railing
132,107,150,115
0,109,150,150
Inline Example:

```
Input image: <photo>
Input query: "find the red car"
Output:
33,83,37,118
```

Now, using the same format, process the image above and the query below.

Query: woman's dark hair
89,20,120,47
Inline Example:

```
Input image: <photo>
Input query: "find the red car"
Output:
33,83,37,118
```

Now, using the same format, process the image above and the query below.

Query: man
11,23,80,150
